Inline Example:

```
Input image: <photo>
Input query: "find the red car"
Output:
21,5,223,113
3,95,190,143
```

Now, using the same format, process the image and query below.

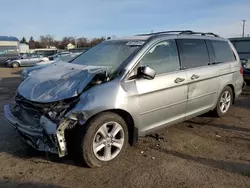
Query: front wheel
214,86,233,117
11,62,19,68
72,112,128,168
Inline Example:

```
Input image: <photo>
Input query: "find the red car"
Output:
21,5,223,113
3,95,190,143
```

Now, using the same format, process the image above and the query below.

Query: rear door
176,38,219,119
135,39,188,133
209,40,241,95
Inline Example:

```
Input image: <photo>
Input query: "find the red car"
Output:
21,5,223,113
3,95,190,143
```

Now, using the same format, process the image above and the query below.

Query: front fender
65,79,140,129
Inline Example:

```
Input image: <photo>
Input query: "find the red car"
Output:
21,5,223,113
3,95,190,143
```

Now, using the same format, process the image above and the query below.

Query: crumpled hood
18,62,108,103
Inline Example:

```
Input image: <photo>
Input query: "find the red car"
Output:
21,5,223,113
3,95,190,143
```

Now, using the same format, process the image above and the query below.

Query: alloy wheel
92,121,125,161
219,90,231,113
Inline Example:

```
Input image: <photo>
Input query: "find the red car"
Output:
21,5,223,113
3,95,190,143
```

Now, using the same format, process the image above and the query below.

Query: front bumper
4,61,11,66
4,104,64,155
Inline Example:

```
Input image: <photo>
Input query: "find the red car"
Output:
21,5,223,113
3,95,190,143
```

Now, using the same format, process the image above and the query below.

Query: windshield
71,40,144,74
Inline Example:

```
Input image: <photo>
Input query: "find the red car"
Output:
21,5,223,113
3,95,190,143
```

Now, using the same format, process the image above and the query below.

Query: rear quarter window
210,40,236,62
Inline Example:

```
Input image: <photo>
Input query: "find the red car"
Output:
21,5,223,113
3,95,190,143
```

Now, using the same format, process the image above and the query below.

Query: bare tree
40,35,55,48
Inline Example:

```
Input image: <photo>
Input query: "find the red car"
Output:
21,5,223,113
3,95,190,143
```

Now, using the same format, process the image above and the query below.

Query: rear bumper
4,104,59,154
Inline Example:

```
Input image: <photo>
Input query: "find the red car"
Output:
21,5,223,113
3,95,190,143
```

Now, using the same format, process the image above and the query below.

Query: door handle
191,74,199,80
174,77,185,83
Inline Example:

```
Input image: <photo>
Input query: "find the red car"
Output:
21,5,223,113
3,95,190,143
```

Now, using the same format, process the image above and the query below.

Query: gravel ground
0,67,249,188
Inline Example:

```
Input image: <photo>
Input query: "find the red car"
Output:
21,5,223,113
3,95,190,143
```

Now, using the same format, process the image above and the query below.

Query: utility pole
74,36,77,48
242,20,246,38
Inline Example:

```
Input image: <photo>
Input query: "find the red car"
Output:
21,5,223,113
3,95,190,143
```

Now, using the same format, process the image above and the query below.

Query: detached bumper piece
4,104,69,157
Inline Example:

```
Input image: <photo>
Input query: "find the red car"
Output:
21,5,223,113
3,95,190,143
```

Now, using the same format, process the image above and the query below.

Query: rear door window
177,39,210,69
210,40,236,62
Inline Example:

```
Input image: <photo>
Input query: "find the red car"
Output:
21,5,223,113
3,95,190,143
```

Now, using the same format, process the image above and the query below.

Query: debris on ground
187,125,194,128
146,133,165,141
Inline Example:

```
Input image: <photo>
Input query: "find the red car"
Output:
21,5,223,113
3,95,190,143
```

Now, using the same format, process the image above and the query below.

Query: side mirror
138,66,156,80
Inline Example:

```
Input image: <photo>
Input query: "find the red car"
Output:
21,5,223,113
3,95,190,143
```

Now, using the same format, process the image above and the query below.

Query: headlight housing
28,70,36,76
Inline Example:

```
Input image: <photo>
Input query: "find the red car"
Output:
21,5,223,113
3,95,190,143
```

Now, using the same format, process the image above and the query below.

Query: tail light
240,66,243,75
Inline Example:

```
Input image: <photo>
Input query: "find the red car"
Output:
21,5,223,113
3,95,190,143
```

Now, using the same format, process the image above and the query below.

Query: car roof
110,30,228,42
109,35,151,41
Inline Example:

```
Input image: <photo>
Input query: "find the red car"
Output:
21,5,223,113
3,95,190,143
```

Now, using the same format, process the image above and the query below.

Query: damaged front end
4,93,79,157
4,63,110,157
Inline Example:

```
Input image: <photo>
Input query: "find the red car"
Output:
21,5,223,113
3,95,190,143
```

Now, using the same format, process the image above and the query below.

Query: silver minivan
4,31,244,167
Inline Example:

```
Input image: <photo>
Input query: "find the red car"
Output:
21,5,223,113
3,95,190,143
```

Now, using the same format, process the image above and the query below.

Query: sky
1,0,250,40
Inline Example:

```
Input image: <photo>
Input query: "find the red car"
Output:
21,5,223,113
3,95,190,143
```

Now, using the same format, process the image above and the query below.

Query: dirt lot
0,67,249,188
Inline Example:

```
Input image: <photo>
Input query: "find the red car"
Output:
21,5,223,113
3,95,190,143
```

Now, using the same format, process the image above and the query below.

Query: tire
214,86,233,117
72,112,128,168
11,62,19,68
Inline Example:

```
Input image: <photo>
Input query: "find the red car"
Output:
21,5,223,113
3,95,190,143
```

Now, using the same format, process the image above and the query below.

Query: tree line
20,35,109,49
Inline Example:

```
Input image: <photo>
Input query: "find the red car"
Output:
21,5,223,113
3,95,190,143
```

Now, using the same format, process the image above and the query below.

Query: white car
36,53,81,66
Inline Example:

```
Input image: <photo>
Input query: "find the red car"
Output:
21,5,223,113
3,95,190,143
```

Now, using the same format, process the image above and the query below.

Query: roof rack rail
136,30,219,37
180,31,219,37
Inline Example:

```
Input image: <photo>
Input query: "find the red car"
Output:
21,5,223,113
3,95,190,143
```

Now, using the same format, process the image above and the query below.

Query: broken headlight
48,111,58,119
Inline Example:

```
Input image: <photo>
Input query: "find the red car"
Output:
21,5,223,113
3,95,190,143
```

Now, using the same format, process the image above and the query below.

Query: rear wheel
11,62,19,68
72,112,128,168
214,86,233,117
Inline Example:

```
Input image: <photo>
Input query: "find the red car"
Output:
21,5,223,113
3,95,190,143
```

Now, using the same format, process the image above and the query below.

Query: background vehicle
36,52,81,65
240,59,250,83
4,31,244,168
48,51,72,60
230,37,250,83
7,54,49,67
68,47,90,53
0,36,20,65
21,52,82,80
4,55,23,65
33,49,57,57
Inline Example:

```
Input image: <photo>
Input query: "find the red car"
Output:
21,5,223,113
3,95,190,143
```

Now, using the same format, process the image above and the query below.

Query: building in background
67,43,75,49
19,43,29,54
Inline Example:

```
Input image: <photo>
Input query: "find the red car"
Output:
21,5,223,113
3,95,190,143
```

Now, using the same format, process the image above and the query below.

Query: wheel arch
81,109,138,146
227,84,235,104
